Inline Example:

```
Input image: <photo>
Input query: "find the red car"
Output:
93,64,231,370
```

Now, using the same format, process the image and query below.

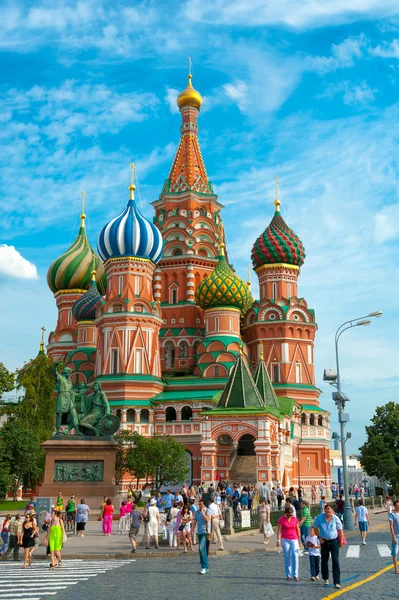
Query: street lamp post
324,310,382,530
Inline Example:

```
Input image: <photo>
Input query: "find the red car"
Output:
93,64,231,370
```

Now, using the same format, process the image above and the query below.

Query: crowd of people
1,481,396,582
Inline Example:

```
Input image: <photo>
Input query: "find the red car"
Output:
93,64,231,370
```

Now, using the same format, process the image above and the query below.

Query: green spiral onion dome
47,214,106,294
251,204,305,269
195,245,252,312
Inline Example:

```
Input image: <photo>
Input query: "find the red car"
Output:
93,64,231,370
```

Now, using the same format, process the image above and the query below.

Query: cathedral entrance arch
237,434,256,456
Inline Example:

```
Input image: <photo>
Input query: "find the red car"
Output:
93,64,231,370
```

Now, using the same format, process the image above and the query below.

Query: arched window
172,248,183,256
116,409,122,421
140,409,149,423
171,288,177,304
165,407,177,422
179,341,188,358
309,414,315,426
164,341,175,368
295,362,302,383
272,364,279,383
126,409,136,423
301,413,306,425
111,349,118,374
181,406,193,421
197,249,208,257
318,415,323,426
272,282,277,300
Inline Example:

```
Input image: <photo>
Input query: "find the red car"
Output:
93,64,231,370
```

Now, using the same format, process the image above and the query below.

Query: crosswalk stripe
346,545,360,558
0,559,134,600
377,544,391,557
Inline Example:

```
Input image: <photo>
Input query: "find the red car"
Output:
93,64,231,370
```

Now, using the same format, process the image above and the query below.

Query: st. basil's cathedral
46,73,331,492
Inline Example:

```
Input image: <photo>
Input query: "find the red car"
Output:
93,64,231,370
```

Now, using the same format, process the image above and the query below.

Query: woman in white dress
145,498,160,549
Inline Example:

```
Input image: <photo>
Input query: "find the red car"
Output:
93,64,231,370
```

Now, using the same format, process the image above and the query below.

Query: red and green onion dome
195,245,252,312
251,204,306,269
72,273,102,322
47,214,106,295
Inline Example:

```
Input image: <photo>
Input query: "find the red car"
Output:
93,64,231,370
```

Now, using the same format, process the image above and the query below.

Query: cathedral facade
46,73,331,492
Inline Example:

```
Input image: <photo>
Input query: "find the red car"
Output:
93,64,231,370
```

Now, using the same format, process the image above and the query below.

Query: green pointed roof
217,353,266,410
254,357,280,410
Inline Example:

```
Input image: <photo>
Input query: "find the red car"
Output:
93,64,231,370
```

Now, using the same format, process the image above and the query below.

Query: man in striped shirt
4,515,21,561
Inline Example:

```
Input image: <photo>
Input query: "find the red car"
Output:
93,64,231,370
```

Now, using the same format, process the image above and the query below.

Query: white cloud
185,0,399,28
370,39,399,58
0,245,38,279
309,34,368,73
165,87,180,114
375,205,399,243
320,80,376,106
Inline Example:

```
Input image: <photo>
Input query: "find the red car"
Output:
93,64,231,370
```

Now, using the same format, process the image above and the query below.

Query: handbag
219,519,225,529
264,522,274,537
178,523,185,532
62,531,68,544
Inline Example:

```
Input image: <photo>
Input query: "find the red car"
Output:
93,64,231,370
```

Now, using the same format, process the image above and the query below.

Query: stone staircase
229,455,257,485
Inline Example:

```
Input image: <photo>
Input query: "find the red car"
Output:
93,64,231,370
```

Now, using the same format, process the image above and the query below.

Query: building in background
45,73,331,492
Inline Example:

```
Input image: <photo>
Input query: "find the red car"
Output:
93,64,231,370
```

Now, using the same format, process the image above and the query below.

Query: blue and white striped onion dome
97,198,164,264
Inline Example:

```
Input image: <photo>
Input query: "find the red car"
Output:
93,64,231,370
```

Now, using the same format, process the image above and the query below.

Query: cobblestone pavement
47,527,396,600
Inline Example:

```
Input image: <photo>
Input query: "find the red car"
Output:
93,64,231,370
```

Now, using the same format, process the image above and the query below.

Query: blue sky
1,0,398,452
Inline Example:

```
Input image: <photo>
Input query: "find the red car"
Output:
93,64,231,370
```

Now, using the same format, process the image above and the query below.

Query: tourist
208,496,224,550
168,502,179,548
208,483,215,502
259,482,268,503
155,491,163,512
129,504,142,554
248,486,254,510
314,504,343,589
145,498,160,549
258,499,271,544
189,486,196,501
285,498,296,518
385,496,393,514
180,505,194,552
232,486,240,512
24,498,36,515
220,487,227,509
319,495,326,514
225,483,232,504
102,498,114,536
174,490,183,504
354,499,370,545
335,494,345,522
311,485,317,504
21,514,38,568
277,505,301,581
354,485,360,500
125,494,134,526
118,501,128,534
276,484,284,509
65,495,76,526
360,485,365,498
162,489,174,522
47,510,65,569
388,499,399,574
319,481,325,498
192,499,212,575
299,500,312,552
298,486,304,502
0,514,10,554
75,499,90,537
240,486,249,510
270,487,277,510
189,499,198,545
305,526,321,581
215,487,222,507
198,482,206,497
56,492,64,513
4,514,22,561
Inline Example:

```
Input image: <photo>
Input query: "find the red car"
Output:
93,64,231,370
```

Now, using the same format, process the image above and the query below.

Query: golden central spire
274,176,280,212
80,191,87,227
129,162,136,200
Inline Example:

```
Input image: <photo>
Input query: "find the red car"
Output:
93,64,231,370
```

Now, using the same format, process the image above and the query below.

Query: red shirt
278,515,299,540
103,504,114,516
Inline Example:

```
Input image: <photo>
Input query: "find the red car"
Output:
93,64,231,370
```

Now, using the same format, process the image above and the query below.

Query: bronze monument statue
53,366,119,437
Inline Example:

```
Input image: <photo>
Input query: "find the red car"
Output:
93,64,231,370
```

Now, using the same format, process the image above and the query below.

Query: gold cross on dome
41,325,46,343
188,56,192,77
274,176,280,211
80,191,87,214
130,162,136,186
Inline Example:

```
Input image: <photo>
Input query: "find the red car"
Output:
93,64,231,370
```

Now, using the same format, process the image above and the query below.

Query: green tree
0,455,11,499
115,432,189,493
0,419,44,499
359,401,399,494
0,362,14,400
15,352,55,441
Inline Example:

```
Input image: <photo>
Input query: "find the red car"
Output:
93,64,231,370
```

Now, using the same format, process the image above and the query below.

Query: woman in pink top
277,506,302,581
102,498,114,536
125,497,133,526
118,501,128,534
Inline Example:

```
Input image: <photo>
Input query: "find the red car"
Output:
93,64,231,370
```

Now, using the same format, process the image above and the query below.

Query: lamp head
332,432,338,439
323,369,337,382
346,432,352,439
368,310,383,318
356,319,371,326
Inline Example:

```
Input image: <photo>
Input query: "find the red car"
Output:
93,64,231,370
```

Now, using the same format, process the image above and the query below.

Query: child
118,501,128,534
305,526,321,581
